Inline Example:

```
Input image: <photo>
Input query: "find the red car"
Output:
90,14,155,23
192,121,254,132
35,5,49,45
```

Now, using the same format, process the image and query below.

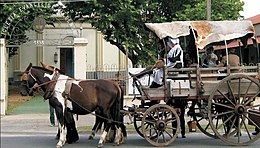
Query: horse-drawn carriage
126,20,260,147
19,20,260,148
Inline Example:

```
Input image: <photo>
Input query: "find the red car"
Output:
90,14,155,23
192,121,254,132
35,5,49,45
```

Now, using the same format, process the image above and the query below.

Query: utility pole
207,0,211,20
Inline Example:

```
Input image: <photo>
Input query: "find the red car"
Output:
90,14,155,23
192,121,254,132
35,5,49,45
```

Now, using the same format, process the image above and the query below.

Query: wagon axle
156,121,166,131
235,105,245,115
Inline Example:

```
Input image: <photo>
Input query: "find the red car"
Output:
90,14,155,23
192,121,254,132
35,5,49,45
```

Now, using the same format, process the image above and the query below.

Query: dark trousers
179,107,186,136
170,99,186,136
50,105,55,124
150,81,162,88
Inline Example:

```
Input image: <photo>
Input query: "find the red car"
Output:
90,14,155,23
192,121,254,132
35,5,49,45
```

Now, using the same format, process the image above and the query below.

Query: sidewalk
1,113,97,135
1,94,96,135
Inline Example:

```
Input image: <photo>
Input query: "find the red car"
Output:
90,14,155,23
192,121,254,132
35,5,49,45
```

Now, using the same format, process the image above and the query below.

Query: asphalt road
1,114,260,148
2,131,260,148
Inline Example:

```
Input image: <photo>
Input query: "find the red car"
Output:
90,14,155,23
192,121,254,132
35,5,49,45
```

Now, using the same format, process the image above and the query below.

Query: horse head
19,63,35,96
19,63,55,96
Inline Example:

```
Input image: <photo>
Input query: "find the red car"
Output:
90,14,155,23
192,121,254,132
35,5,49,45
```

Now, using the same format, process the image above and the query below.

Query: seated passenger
201,46,218,67
217,48,241,72
166,37,184,68
217,48,240,67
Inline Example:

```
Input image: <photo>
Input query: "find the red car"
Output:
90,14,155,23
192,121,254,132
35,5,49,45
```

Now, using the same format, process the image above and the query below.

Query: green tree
0,1,56,45
61,0,244,66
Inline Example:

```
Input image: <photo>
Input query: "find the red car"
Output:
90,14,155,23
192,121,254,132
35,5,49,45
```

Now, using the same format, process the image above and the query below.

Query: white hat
170,38,179,44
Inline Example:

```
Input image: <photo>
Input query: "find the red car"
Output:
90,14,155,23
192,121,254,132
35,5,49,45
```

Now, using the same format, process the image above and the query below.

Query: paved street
1,95,260,147
1,113,260,148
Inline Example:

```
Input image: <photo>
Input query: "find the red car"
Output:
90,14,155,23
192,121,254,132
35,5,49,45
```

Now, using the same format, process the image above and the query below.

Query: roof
145,21,255,49
212,36,260,51
247,14,260,25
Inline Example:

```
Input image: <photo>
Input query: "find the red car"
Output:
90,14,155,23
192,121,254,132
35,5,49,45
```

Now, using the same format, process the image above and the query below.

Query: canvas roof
145,21,255,49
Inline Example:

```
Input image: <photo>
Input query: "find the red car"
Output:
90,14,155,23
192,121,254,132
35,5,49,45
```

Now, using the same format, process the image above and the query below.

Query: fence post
74,38,88,79
0,38,8,115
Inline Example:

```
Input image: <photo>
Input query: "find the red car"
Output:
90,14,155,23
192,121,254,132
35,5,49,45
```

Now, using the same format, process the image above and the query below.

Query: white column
0,38,8,115
74,38,88,79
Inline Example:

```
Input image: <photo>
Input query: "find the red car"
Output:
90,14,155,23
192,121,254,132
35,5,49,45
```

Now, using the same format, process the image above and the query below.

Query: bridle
21,67,39,91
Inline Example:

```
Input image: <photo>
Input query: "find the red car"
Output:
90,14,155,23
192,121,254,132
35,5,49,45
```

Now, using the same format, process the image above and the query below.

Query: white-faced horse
20,63,127,148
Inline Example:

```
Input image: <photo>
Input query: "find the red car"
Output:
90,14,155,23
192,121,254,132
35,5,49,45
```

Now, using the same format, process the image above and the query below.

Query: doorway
60,47,74,77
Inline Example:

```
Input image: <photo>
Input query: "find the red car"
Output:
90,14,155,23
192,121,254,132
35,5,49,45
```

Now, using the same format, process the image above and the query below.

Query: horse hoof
97,143,103,148
56,145,62,148
88,136,94,140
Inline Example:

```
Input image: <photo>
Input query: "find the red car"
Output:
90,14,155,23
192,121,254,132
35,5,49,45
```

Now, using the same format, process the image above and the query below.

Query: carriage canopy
145,21,255,49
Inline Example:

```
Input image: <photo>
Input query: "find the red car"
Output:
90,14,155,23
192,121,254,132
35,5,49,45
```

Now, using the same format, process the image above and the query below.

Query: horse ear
25,63,32,71
40,62,47,68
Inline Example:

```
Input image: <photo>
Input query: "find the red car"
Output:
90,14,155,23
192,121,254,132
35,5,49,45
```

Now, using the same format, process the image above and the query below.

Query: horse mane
32,66,53,74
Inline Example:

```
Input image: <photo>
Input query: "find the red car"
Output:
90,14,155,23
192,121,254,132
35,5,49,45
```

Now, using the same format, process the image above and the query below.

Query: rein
65,95,130,125
25,66,131,125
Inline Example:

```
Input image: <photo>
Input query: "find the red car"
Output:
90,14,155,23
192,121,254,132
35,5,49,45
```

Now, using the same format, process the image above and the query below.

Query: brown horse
20,63,127,148
40,62,112,141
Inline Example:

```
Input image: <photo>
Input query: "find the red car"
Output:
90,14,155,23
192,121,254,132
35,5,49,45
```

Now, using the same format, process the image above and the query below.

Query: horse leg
118,124,127,144
64,112,79,144
97,111,114,148
89,115,102,140
114,120,127,145
105,123,116,143
56,126,60,140
56,124,67,148
98,122,111,148
55,107,67,148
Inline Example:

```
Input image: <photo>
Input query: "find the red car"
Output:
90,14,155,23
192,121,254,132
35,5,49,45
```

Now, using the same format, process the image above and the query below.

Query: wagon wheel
134,112,156,138
141,104,180,147
192,101,217,138
208,74,260,146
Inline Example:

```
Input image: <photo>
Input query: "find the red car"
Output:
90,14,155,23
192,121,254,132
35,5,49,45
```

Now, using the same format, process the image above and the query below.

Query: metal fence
86,64,129,94
86,64,128,80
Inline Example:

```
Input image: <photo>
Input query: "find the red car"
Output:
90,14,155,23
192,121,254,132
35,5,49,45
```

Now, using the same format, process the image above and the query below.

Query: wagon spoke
244,94,259,106
225,115,237,137
212,110,234,118
165,117,177,124
155,108,160,120
144,126,155,133
155,131,161,143
145,123,154,131
196,117,204,122
216,114,234,130
241,81,252,104
247,110,260,117
237,116,240,143
217,89,236,106
161,131,166,143
144,119,156,125
203,122,210,131
165,125,175,131
251,104,260,108
237,78,241,104
245,112,260,128
227,80,236,104
165,111,171,119
164,129,173,138
241,114,252,140
212,101,234,110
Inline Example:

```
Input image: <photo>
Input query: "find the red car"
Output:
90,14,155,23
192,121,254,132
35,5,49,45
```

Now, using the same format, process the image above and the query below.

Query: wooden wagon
126,21,260,147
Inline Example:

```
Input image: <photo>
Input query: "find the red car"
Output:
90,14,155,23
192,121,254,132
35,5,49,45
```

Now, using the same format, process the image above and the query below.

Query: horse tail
111,82,124,125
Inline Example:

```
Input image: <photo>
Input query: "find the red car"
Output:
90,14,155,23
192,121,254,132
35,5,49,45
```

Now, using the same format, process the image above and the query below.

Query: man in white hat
166,37,184,68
